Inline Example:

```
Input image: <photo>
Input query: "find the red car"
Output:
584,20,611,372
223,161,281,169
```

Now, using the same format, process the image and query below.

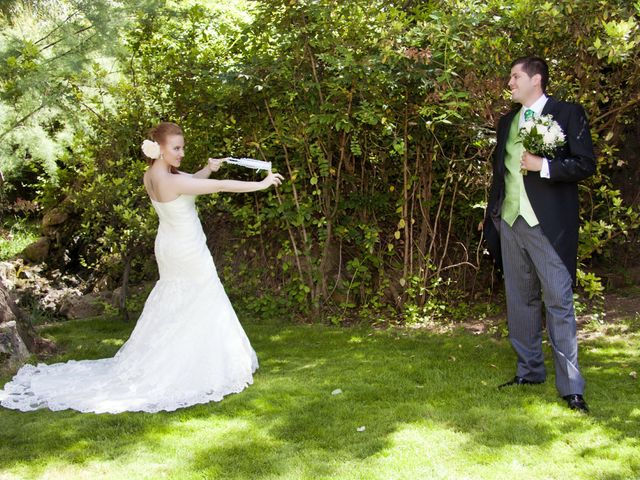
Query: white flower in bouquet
518,114,565,158
521,119,536,134
549,123,565,141
517,114,566,175
542,129,557,144
141,139,161,159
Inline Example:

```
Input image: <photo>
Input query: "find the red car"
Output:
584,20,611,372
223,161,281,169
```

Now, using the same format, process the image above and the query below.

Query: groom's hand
520,151,543,172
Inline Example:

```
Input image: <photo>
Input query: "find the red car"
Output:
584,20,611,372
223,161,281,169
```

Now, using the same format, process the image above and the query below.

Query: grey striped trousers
499,216,585,396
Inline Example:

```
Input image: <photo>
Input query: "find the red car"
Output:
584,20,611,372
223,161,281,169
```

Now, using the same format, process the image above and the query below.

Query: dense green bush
1,0,639,322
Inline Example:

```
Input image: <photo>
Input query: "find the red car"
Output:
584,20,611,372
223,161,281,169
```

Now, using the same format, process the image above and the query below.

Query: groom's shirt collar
519,93,548,127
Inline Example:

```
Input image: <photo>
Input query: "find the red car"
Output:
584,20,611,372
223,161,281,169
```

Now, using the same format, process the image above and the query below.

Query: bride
0,122,283,413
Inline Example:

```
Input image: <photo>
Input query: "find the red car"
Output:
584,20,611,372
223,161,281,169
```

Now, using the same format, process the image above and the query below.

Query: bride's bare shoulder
143,168,171,199
144,168,169,184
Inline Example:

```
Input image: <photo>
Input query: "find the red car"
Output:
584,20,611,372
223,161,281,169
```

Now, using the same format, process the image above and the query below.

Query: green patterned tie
524,108,534,121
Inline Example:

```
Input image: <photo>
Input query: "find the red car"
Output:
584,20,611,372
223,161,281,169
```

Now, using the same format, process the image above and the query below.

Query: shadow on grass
0,320,639,478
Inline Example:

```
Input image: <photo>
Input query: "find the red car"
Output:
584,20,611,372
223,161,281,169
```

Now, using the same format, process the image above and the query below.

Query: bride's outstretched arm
168,170,284,195
191,158,227,179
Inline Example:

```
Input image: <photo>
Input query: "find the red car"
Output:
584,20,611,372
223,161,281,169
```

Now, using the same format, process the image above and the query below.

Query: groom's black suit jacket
483,96,597,284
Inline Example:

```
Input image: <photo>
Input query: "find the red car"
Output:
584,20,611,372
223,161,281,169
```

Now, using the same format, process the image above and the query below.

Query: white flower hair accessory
141,139,161,159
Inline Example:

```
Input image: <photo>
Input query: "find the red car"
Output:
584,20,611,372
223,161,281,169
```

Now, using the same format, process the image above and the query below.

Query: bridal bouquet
518,114,566,174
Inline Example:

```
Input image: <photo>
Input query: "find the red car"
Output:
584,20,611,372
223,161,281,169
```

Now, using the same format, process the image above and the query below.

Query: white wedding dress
0,194,258,413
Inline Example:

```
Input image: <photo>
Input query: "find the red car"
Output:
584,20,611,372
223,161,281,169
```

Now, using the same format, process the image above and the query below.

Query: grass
0,217,39,261
0,312,639,480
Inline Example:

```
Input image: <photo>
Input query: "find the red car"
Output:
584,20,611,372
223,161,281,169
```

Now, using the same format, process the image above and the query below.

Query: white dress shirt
519,94,551,179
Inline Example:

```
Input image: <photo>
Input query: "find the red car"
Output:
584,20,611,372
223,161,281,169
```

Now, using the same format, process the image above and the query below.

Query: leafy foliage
1,0,639,322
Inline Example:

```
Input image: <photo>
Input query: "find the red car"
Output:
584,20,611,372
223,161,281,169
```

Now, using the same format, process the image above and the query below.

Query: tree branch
42,31,97,65
39,25,94,54
0,103,46,142
593,96,640,126
34,10,81,46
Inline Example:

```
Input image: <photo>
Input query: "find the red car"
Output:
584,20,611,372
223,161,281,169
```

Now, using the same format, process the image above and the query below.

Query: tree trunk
0,279,54,368
119,256,132,322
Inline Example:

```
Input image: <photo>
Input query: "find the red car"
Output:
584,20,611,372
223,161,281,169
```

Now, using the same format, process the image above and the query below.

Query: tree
4,0,639,323
0,279,54,368
0,0,163,185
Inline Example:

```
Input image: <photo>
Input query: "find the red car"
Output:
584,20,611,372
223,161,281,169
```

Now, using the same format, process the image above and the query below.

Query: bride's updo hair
146,121,183,173
148,122,183,146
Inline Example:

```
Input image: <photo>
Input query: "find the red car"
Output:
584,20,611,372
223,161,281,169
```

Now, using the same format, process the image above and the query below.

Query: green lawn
0,218,39,261
0,313,639,480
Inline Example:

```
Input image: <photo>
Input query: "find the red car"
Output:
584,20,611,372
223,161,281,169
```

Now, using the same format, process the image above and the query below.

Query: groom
483,56,596,412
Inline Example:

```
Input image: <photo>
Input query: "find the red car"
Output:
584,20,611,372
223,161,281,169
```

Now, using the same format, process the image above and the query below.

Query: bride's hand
208,157,227,172
262,171,284,189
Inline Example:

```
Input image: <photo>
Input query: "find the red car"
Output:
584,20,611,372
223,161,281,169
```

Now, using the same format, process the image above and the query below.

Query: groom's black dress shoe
563,394,589,413
498,376,544,389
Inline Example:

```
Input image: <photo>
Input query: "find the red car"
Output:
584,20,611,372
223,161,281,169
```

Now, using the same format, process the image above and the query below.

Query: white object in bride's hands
225,157,272,172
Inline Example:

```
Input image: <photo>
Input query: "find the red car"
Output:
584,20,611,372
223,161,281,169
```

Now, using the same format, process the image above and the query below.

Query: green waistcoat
501,115,539,227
